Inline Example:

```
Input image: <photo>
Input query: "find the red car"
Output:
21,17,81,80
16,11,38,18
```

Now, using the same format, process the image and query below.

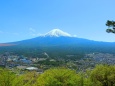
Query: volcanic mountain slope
0,43,15,46
0,29,115,58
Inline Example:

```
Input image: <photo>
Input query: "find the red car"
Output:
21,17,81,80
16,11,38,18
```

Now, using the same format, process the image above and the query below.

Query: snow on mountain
44,29,72,37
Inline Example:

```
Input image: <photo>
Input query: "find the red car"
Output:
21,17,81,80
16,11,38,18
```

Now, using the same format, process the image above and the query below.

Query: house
26,67,38,71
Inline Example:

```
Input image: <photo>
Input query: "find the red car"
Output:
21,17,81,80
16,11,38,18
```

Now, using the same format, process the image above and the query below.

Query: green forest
0,65,115,86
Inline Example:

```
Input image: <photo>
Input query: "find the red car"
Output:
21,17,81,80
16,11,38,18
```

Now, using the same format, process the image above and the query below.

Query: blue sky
0,0,115,43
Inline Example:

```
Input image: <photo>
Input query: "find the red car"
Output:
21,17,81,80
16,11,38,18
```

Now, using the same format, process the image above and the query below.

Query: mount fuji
43,29,72,37
0,29,115,58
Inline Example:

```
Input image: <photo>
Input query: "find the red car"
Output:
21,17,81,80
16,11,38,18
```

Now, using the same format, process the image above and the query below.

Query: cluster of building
0,52,115,73
0,52,45,73
74,53,115,71
85,53,115,65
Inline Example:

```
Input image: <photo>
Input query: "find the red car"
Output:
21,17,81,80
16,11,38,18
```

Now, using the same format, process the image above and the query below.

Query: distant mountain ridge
0,43,15,46
0,29,115,58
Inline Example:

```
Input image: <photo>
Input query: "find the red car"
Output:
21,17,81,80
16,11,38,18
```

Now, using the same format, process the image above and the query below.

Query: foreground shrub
0,68,16,86
35,68,83,86
90,65,115,86
12,71,39,86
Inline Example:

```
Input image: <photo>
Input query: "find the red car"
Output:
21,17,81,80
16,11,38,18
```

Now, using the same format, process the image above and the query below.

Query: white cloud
29,28,43,37
73,35,77,37
29,28,36,33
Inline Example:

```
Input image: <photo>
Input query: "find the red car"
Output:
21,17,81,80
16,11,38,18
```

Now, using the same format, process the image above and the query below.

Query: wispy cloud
73,35,77,37
29,28,43,37
29,28,36,33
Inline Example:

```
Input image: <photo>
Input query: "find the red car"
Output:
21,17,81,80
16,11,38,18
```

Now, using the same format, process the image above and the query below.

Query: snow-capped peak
44,29,71,37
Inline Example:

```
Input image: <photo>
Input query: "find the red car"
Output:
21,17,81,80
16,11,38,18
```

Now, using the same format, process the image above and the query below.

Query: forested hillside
0,65,115,86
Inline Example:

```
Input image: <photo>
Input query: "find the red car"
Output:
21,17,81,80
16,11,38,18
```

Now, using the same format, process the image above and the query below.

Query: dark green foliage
37,59,64,67
106,20,115,33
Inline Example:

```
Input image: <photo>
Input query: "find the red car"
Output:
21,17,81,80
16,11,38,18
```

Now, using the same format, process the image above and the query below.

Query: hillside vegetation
0,65,115,86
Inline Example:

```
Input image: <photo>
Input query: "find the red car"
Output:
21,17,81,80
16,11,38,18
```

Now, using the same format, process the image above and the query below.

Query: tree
90,65,115,86
12,71,39,86
106,20,115,33
0,68,16,86
36,68,83,86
